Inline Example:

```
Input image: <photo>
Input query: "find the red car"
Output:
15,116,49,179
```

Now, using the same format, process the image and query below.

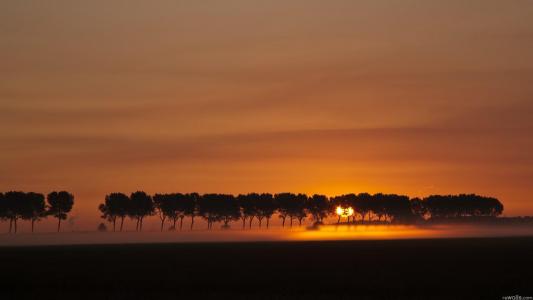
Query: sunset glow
1,1,532,231
336,206,354,218
2,2,533,298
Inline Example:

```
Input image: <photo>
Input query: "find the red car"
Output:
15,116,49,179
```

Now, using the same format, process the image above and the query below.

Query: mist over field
2,224,533,247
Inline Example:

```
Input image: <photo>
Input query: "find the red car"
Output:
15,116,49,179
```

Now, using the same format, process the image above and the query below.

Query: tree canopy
0,190,505,233
47,191,75,232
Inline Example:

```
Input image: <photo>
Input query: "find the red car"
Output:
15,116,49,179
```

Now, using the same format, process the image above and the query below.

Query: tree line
0,191,503,233
0,191,75,233
98,192,504,232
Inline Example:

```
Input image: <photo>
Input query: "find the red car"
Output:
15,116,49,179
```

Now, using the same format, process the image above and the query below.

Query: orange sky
1,1,532,229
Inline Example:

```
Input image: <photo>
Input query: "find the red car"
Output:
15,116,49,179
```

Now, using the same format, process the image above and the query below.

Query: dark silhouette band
0,191,506,233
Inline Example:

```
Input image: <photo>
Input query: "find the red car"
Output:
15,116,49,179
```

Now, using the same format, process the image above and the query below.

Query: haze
1,0,532,230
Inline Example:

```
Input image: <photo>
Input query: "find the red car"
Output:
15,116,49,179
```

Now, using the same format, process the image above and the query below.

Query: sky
1,0,532,230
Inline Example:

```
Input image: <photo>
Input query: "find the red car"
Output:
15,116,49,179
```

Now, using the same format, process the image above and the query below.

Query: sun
336,206,354,218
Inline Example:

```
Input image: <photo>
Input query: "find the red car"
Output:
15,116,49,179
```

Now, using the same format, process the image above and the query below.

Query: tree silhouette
0,192,6,232
0,192,46,233
237,194,258,229
169,194,183,230
355,193,373,223
274,193,308,227
4,191,24,233
216,194,240,228
129,191,154,231
479,196,504,216
198,194,221,229
255,193,276,228
97,223,107,232
330,194,356,223
153,193,192,232
410,197,427,221
307,194,330,225
184,193,198,230
330,193,415,224
0,190,508,233
170,193,197,230
275,193,294,228
422,194,504,220
24,192,46,233
0,189,508,235
47,191,74,232
99,193,130,232
381,194,412,223
371,193,386,222
160,193,182,231
293,194,308,226
153,194,170,232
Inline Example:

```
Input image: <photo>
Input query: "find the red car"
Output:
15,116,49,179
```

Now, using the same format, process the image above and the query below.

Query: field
1,237,533,299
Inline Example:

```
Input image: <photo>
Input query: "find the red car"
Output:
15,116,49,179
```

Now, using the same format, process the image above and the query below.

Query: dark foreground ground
1,237,532,299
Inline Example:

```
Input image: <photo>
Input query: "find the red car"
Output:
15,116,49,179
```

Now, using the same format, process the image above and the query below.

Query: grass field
1,237,532,299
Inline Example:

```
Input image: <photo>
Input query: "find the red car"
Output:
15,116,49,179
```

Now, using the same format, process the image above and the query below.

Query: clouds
2,126,530,173
1,125,531,218
1,0,533,218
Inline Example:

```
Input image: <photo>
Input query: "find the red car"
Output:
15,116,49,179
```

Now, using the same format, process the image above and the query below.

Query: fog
2,224,533,247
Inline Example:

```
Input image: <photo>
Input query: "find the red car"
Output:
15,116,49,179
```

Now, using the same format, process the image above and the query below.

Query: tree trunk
113,217,116,232
179,216,184,230
266,218,270,229
242,217,246,229
282,217,286,227
249,216,254,229
337,216,341,224
140,217,144,231
14,218,17,233
57,208,63,232
190,216,195,230
290,217,293,228
120,217,125,232
160,217,165,232
258,217,263,228
298,218,303,226
9,218,13,233
32,219,35,233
